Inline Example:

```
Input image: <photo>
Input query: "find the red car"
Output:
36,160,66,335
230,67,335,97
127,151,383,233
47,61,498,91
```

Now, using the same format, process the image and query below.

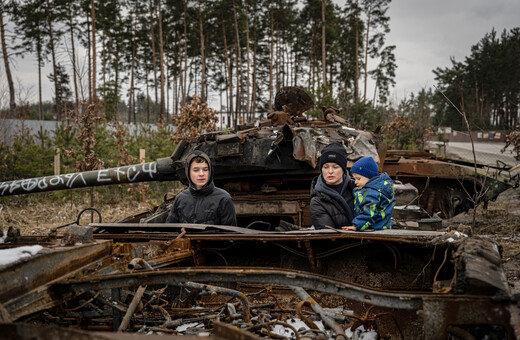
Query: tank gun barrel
0,157,175,197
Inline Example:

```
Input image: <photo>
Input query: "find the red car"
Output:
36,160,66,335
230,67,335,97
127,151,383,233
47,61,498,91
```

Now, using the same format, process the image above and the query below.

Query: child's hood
363,172,394,197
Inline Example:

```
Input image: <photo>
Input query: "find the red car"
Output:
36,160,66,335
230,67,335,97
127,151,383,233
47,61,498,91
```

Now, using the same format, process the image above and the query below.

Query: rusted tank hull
0,228,516,339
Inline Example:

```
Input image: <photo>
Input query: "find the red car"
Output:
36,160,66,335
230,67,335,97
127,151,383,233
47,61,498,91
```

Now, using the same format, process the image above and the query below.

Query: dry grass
1,187,519,293
0,200,150,236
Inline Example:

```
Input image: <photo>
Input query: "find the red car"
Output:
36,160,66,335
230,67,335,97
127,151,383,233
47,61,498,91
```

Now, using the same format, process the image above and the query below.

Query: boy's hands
341,226,357,231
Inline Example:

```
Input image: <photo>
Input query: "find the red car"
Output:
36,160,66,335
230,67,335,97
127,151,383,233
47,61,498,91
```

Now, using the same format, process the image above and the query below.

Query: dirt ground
1,187,519,294
449,186,520,295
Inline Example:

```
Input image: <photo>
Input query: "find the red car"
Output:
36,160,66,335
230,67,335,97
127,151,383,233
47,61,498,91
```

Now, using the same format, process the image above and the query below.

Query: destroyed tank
1,87,515,228
1,88,518,339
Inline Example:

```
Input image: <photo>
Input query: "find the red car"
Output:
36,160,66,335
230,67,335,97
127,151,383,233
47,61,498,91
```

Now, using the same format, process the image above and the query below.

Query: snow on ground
346,325,378,340
0,245,43,266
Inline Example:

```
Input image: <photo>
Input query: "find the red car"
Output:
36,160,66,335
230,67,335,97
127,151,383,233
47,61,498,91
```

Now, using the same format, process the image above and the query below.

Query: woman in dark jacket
310,142,355,229
166,150,237,226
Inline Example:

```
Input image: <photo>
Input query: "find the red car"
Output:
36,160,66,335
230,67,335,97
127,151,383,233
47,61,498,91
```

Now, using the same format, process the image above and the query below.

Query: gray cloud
386,0,520,99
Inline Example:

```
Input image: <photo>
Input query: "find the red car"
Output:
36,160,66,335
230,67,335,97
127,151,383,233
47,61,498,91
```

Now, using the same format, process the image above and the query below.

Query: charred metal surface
92,224,443,243
213,321,265,340
53,267,424,310
5,283,66,321
0,241,112,304
0,88,518,338
422,297,515,340
273,86,314,115
0,322,206,339
453,237,510,295
383,157,516,216
290,286,346,339
0,230,515,339
2,240,193,321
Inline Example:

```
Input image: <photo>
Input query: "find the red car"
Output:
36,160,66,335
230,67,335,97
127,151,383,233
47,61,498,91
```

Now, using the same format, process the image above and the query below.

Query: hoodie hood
185,150,215,195
362,172,394,198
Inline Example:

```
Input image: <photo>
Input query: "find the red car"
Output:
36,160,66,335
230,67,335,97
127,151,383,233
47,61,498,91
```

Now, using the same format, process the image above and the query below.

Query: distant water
0,119,175,145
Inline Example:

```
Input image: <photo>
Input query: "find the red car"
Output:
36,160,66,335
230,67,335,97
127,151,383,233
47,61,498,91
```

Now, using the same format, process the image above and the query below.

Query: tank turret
0,87,515,226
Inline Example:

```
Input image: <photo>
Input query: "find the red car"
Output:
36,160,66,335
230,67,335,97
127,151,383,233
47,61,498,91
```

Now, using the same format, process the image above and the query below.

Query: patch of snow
447,237,455,242
454,231,468,238
271,318,326,338
0,245,43,266
0,232,7,244
395,205,421,210
346,325,378,340
176,322,203,333
271,324,296,337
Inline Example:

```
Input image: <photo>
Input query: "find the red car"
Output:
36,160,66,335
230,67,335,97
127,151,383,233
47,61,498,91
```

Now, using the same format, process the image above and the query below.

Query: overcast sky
3,0,520,108
385,0,520,103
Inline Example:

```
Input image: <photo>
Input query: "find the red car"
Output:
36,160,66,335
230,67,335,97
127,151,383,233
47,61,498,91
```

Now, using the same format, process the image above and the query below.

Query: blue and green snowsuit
352,172,395,231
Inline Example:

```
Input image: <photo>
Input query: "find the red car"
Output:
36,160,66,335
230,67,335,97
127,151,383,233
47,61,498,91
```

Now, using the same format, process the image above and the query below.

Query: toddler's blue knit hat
350,156,379,179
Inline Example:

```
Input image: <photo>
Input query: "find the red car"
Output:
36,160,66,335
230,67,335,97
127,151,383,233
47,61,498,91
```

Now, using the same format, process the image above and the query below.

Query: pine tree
0,3,16,116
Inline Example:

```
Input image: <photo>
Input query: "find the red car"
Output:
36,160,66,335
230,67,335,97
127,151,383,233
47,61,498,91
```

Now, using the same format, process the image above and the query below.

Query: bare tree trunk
275,23,279,93
0,9,16,116
310,20,316,91
198,1,206,101
232,0,241,124
293,37,297,87
245,3,251,120
281,32,285,87
149,0,158,119
157,0,165,119
269,0,274,111
177,31,183,113
363,3,372,102
87,14,92,101
165,34,170,117
354,14,359,103
222,20,233,126
129,14,137,123
67,4,79,113
146,62,150,123
101,33,106,90
46,0,60,120
252,21,257,119
182,1,188,106
372,80,377,106
115,29,120,118
283,34,287,87
38,43,43,119
328,52,333,89
90,0,97,101
321,0,326,86
174,31,180,115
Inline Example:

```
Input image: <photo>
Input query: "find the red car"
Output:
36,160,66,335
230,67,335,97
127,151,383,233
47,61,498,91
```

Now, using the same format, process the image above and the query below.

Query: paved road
427,141,518,168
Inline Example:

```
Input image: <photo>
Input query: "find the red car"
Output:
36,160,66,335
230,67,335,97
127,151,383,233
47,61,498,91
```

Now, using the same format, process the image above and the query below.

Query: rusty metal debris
0,225,518,339
1,87,519,339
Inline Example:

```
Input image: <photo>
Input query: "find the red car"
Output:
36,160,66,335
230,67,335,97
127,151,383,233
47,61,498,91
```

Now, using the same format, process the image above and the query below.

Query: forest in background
0,0,519,191
0,0,517,130
0,0,397,126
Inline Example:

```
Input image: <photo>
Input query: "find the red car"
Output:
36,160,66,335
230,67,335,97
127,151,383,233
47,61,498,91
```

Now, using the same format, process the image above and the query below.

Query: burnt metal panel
234,200,302,216
0,241,112,304
0,322,205,339
422,297,515,340
216,142,242,157
54,267,424,310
